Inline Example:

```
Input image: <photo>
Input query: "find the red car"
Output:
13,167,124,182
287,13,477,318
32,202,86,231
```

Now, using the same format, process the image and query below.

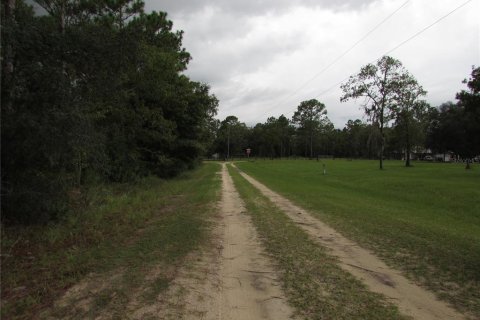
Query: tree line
2,1,478,227
210,58,479,170
1,0,218,224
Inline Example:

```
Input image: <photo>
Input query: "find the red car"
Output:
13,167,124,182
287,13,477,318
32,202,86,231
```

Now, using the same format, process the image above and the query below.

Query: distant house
410,148,456,162
401,147,427,161
434,153,454,162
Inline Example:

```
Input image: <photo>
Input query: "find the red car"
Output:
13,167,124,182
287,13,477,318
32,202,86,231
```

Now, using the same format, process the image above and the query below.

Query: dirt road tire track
233,164,466,320
215,163,295,319
159,163,295,319
45,164,295,320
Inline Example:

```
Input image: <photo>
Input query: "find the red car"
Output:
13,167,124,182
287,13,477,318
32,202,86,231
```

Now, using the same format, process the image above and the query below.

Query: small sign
246,148,251,157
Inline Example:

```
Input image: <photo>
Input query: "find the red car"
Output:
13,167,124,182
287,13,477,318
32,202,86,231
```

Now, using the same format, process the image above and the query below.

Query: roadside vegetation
228,164,407,320
2,1,219,225
1,163,221,319
236,159,480,318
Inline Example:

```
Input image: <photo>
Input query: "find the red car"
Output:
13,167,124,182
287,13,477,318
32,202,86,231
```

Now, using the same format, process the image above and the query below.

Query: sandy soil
44,163,294,320
234,164,466,320
168,163,295,319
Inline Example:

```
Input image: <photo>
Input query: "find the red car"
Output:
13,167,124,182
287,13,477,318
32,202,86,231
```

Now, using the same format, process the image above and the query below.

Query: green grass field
235,159,480,317
228,164,406,319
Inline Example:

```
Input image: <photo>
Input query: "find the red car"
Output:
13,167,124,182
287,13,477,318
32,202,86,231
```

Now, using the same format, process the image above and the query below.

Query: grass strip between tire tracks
227,164,408,320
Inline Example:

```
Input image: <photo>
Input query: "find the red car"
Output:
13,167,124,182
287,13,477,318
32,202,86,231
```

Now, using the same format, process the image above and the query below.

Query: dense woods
1,0,218,224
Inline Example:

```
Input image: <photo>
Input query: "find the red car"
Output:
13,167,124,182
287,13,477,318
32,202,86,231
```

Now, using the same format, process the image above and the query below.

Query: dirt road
159,163,295,319
234,164,465,320
215,163,294,319
48,163,466,319
46,163,294,320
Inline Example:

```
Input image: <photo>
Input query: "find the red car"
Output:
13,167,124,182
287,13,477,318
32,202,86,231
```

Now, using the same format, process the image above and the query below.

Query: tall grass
1,163,221,319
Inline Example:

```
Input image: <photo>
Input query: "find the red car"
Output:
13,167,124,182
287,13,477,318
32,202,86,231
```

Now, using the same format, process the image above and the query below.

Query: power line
310,0,474,105
383,0,474,56
295,0,410,96
257,0,411,119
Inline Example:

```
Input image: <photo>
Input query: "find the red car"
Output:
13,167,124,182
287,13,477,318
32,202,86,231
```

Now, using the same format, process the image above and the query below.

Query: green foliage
248,115,295,158
214,115,249,158
391,71,428,166
292,99,329,158
343,119,372,158
426,66,480,164
341,56,408,169
455,66,480,158
1,0,218,224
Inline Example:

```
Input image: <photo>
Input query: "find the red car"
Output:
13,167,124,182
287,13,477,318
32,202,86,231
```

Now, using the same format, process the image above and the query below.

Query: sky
145,0,479,128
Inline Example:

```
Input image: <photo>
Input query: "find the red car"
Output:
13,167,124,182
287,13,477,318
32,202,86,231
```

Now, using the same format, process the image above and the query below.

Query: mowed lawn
236,159,480,317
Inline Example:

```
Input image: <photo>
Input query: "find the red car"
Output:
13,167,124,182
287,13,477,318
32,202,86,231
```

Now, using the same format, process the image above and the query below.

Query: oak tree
341,56,406,169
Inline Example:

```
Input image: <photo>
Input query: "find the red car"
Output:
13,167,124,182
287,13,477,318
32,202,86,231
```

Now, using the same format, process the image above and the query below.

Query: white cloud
145,0,480,127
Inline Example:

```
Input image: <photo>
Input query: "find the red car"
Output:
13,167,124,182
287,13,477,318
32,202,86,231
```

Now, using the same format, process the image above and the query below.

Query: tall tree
248,123,267,157
340,56,405,169
263,117,281,158
426,102,459,156
1,0,218,224
275,115,293,157
292,99,328,158
456,66,480,168
216,116,248,159
344,119,368,158
257,115,295,158
426,68,480,169
393,72,427,166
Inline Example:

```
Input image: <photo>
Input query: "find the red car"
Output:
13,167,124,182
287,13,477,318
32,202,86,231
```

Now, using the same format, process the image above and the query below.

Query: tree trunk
304,137,308,158
378,70,388,170
227,127,230,159
405,120,411,167
379,123,384,170
310,133,313,159
4,0,15,75
3,0,16,112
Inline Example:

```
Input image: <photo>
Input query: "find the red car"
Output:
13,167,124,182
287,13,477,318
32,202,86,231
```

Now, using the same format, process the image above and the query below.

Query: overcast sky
144,0,479,128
